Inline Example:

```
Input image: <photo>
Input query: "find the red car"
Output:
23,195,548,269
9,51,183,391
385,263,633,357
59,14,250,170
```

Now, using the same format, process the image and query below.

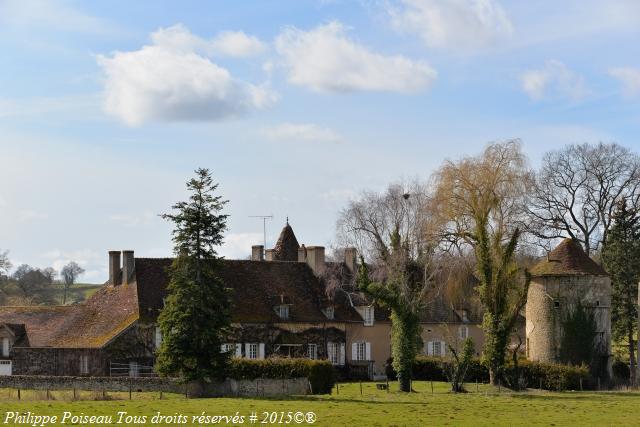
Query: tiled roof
530,238,608,277
273,223,300,261
0,281,139,349
135,258,362,323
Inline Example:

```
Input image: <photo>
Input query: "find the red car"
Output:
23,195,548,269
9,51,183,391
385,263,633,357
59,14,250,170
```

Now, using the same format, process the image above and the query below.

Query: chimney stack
298,244,307,262
122,250,135,285
304,246,325,276
344,247,357,273
252,245,264,261
265,249,276,261
108,251,121,286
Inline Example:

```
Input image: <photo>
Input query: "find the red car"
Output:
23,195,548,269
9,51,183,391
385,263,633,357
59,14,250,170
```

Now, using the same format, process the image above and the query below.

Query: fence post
359,381,363,396
476,380,478,393
336,383,339,395
539,378,542,391
73,388,77,400
579,378,583,391
386,378,389,393
498,379,501,393
159,390,163,400
17,389,20,400
430,380,434,395
46,389,50,400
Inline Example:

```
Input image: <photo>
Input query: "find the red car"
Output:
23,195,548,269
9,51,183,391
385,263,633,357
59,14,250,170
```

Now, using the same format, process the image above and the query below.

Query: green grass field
0,381,638,426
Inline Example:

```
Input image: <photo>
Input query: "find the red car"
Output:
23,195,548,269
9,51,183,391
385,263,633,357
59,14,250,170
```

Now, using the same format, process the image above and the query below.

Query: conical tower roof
530,238,608,277
273,221,300,261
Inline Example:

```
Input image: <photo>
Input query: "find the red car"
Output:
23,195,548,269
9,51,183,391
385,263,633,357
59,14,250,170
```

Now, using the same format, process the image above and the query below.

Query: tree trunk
629,325,636,384
489,366,499,386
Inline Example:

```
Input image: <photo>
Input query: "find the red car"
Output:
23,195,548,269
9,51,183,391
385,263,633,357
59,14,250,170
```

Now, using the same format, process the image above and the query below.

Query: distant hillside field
0,283,102,306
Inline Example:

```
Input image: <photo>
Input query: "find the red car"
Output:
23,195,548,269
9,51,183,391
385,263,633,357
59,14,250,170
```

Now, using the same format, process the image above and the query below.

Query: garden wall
0,375,310,397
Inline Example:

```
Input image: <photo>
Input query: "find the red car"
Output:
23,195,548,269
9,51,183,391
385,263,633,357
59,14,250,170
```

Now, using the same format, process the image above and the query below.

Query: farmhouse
0,222,482,378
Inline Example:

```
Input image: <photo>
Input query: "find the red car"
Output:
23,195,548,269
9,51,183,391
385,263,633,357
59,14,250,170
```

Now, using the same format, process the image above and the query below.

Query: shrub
387,357,589,391
227,358,335,394
611,359,630,381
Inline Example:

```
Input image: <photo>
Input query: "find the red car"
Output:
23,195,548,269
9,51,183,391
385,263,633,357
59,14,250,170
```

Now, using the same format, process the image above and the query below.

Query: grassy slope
1,283,101,305
0,382,638,426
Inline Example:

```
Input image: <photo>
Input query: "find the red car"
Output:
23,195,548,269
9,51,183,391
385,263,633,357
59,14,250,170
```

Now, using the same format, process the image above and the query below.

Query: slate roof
273,223,300,261
135,258,362,323
530,238,608,277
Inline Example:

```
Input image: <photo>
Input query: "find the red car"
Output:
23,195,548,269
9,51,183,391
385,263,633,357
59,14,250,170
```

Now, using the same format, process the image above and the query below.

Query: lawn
0,382,638,426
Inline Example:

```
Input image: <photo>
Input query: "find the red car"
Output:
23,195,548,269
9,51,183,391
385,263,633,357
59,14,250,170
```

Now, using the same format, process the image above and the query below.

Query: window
356,342,366,361
1,338,9,357
323,307,335,320
554,300,560,309
308,344,318,360
328,342,341,365
247,343,258,360
363,306,375,326
458,325,469,340
433,341,442,357
462,310,469,322
275,305,290,320
80,355,89,375
221,343,235,354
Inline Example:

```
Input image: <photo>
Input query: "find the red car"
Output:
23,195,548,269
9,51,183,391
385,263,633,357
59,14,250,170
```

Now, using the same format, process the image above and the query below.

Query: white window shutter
427,341,433,356
351,343,357,361
339,343,345,366
235,344,242,358
258,343,265,359
440,341,446,356
365,342,371,361
244,343,250,359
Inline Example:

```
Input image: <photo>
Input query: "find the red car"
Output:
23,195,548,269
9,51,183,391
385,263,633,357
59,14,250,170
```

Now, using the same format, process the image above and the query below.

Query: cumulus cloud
609,67,640,97
43,248,101,276
262,123,344,143
275,21,437,93
387,0,513,51
97,24,277,126
220,233,263,259
109,211,157,227
520,60,588,101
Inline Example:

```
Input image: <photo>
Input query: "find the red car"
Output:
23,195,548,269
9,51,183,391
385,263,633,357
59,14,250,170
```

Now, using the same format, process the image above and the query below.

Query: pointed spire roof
273,221,300,261
530,238,608,277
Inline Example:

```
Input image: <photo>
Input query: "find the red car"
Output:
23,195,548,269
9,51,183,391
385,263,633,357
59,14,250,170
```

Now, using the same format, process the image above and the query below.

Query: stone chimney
304,246,325,276
108,250,121,286
344,247,357,273
265,249,276,261
298,244,307,262
122,250,135,285
252,245,264,261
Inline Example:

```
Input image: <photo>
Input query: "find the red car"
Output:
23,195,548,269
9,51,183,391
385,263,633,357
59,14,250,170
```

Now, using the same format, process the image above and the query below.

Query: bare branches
526,142,640,255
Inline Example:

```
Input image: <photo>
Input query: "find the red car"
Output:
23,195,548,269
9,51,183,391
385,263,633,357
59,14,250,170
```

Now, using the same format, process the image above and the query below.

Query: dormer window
462,310,469,323
323,307,335,320
275,305,290,320
363,306,374,326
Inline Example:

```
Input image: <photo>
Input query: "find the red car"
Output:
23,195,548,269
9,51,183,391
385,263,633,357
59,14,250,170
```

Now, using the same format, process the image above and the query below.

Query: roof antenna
249,215,273,253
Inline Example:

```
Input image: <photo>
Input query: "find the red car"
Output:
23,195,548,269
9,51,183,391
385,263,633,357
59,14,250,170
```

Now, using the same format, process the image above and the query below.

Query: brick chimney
252,245,264,261
344,247,357,273
304,246,325,276
108,250,121,286
122,250,135,285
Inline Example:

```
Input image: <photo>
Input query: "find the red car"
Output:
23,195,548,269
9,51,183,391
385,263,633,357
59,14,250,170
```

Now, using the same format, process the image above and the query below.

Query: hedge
227,358,335,394
386,356,590,391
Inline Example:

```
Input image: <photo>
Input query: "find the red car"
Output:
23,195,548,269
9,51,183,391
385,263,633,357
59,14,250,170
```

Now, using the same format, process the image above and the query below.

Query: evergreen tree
602,199,640,381
155,168,231,382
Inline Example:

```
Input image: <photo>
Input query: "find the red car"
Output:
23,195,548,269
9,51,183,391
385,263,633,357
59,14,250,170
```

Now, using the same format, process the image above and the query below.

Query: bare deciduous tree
337,180,440,392
527,142,640,255
431,140,532,385
61,261,85,304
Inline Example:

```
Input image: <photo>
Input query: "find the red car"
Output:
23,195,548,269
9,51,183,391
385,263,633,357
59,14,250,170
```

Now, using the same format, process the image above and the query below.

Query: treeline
0,251,85,305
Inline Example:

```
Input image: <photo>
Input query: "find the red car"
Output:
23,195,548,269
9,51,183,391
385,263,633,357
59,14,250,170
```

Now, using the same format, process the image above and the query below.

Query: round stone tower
525,239,611,368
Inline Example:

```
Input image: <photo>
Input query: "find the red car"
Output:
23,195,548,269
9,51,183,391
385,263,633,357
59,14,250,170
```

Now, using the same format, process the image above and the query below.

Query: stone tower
525,239,611,369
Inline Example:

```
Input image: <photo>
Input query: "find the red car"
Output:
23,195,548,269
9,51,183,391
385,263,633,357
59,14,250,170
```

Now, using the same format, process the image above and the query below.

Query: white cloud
211,31,267,57
387,0,513,52
43,248,101,275
97,24,277,126
262,123,344,143
520,60,588,101
18,210,48,222
0,0,115,34
150,24,267,58
109,211,157,227
275,21,437,93
609,67,640,97
220,233,263,259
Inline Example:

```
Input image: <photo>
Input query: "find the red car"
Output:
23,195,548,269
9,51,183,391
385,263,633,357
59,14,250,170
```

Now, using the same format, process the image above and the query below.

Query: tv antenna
249,215,273,252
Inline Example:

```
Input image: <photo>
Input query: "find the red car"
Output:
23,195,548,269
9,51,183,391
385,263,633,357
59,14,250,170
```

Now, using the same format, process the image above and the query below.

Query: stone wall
0,375,310,397
526,275,611,364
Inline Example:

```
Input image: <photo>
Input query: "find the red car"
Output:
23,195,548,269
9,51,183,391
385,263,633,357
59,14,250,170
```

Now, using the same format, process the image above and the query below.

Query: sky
1,0,639,283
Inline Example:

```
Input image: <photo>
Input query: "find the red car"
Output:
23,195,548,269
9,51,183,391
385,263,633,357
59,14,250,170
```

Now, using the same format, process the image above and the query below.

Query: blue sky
1,0,639,282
